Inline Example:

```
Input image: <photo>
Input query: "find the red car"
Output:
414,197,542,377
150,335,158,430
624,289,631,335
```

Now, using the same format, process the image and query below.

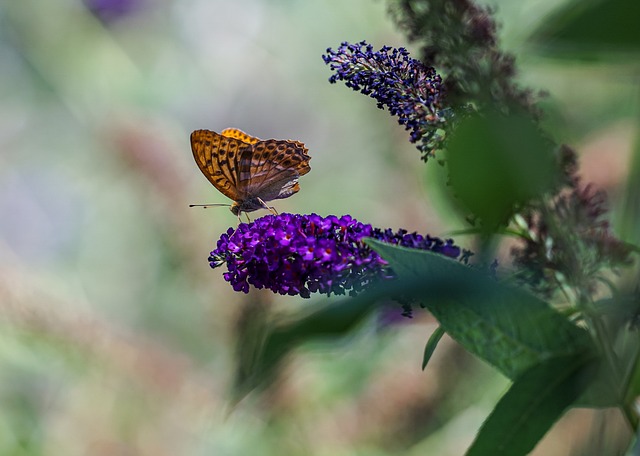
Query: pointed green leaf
422,325,445,370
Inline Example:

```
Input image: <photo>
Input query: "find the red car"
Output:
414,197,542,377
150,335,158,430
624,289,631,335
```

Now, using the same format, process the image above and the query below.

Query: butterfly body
190,128,311,219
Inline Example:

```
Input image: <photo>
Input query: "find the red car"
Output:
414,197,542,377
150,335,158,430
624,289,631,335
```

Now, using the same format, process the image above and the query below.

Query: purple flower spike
323,41,447,159
209,213,468,298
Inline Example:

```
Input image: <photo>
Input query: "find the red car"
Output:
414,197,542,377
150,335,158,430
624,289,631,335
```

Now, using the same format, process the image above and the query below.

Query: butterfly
190,128,311,221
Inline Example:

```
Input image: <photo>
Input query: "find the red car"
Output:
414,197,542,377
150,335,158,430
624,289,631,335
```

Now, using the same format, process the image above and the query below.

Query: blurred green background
0,0,636,454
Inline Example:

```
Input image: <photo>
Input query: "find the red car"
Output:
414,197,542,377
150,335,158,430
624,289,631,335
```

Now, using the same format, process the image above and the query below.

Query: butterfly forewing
220,128,261,145
190,129,248,201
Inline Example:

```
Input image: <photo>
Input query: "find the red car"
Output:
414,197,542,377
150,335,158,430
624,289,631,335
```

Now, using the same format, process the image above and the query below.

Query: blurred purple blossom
84,0,144,23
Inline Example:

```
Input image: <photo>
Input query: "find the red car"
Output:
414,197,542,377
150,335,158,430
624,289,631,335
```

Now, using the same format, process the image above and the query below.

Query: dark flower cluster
209,213,464,298
323,41,447,159
512,146,632,297
389,0,540,118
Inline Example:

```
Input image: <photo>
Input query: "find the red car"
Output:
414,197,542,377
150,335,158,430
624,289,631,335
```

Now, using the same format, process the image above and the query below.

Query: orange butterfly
190,128,311,220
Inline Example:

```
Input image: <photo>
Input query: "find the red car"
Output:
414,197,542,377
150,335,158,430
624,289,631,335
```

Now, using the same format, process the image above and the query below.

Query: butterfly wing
220,128,261,145
238,139,311,202
190,129,249,202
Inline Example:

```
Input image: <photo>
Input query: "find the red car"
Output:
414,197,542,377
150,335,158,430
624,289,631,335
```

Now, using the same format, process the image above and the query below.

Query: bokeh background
0,0,636,454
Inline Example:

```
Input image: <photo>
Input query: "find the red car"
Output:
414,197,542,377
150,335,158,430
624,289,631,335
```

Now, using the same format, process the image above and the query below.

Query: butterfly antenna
189,203,231,209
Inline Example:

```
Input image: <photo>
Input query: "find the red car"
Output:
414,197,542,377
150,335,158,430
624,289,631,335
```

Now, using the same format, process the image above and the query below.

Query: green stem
583,296,639,430
621,336,640,430
623,400,640,431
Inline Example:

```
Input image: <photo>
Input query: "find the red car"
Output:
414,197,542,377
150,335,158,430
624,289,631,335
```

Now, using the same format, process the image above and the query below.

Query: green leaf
466,353,599,456
575,357,620,408
232,291,381,402
422,325,445,370
365,238,595,380
530,0,640,58
444,108,559,232
617,103,640,245
623,334,640,406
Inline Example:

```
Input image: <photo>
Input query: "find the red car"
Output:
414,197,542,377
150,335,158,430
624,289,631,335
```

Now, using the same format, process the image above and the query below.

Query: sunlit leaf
617,112,640,245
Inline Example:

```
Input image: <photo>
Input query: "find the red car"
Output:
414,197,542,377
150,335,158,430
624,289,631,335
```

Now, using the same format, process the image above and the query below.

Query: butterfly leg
257,197,278,215
236,211,251,224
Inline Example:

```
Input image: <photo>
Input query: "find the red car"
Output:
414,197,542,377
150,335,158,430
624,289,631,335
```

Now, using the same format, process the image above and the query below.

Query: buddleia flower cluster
209,213,466,299
323,41,448,160
389,0,539,118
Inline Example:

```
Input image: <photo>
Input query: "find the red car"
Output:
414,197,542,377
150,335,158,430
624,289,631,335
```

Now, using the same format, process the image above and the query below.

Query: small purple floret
209,213,466,298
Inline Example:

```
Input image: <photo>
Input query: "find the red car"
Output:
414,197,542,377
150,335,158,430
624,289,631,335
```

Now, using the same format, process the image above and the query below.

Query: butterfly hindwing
238,139,311,201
